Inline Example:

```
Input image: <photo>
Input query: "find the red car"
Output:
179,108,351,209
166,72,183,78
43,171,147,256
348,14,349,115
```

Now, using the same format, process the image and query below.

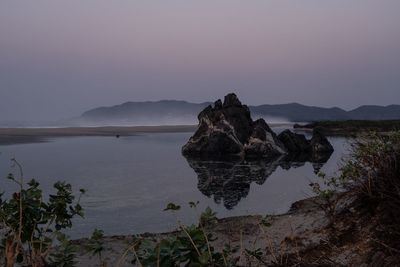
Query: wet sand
0,125,197,145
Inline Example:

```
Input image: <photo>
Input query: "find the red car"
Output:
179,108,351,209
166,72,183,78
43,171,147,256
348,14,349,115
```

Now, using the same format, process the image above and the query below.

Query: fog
70,116,290,128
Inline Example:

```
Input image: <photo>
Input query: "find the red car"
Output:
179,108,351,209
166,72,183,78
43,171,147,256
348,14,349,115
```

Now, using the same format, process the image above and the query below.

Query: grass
340,132,400,259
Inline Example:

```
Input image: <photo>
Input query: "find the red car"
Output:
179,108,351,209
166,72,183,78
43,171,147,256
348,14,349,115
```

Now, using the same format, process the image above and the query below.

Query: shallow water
0,131,348,238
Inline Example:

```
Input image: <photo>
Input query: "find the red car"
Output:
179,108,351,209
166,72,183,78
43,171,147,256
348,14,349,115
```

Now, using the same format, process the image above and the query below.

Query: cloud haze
1,0,399,122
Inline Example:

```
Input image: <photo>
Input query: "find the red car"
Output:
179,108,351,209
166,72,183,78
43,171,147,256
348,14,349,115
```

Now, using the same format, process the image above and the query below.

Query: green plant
199,207,218,227
0,158,85,267
129,202,239,266
85,229,108,267
48,233,79,267
309,172,343,227
310,132,400,262
339,132,400,257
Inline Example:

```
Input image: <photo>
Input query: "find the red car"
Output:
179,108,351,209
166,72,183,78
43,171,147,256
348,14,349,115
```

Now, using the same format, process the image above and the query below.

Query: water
0,132,348,238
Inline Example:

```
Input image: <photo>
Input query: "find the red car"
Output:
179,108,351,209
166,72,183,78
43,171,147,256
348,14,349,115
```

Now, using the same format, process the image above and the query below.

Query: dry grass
340,132,400,260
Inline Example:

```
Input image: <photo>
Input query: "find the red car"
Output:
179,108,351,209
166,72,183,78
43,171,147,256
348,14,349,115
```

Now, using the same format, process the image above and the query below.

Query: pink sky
1,0,399,121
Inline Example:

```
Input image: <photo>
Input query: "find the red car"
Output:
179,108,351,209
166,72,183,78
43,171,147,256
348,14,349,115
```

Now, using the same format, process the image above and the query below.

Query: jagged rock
244,119,286,158
277,129,334,170
182,93,334,160
310,129,334,154
182,93,285,159
277,130,311,153
182,94,249,158
182,94,251,158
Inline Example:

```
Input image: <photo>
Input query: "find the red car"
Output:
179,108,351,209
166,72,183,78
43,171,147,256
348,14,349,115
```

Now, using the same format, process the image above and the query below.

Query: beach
0,125,197,145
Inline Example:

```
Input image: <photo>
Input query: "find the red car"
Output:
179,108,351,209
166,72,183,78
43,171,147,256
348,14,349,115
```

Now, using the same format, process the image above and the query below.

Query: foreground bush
340,132,400,257
0,159,85,267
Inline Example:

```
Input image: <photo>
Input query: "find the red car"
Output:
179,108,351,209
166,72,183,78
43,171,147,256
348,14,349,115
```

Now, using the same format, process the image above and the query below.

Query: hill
78,100,400,125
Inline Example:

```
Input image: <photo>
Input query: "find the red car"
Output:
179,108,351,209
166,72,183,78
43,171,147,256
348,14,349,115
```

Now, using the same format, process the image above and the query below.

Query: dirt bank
72,193,375,266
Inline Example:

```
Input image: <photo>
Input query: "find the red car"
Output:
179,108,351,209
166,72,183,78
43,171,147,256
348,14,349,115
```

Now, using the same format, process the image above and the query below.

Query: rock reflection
185,152,332,209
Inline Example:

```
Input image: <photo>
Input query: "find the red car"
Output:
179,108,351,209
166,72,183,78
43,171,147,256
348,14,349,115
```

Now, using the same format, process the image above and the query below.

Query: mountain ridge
80,100,400,124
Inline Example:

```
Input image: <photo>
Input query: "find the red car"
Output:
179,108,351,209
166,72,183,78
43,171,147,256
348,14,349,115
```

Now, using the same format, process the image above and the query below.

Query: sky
1,0,399,122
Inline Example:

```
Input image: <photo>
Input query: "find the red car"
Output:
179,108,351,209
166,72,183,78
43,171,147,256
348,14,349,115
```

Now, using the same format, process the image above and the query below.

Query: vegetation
85,229,108,267
0,159,85,267
129,202,240,266
309,172,343,228
340,132,400,259
310,131,400,264
294,120,400,135
48,233,79,267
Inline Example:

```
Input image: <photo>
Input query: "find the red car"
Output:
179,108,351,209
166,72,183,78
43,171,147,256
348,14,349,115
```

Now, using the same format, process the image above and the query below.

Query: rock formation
275,129,333,155
276,130,311,153
310,129,334,154
182,93,333,159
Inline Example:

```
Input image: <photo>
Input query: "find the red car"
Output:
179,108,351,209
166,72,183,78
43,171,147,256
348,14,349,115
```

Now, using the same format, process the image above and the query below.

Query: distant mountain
78,100,400,125
250,103,350,122
347,105,400,120
78,100,211,126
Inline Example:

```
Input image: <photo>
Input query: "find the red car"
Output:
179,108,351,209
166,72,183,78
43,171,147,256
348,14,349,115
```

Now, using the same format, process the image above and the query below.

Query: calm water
0,131,348,238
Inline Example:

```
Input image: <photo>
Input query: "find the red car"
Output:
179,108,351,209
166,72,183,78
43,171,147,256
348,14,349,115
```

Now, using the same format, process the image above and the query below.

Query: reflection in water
185,152,332,209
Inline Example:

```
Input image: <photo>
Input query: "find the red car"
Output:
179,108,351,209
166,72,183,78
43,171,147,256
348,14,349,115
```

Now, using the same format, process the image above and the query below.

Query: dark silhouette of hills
79,100,210,125
250,103,349,121
79,100,400,124
82,100,209,118
347,105,400,120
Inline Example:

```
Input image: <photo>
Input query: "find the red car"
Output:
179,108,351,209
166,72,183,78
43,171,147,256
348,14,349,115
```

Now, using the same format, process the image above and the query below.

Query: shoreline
0,123,294,145
71,193,369,266
294,120,400,136
0,125,198,145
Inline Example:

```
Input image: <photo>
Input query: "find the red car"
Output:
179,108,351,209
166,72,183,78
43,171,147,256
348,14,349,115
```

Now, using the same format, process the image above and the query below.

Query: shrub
128,203,239,266
0,159,85,267
339,132,400,256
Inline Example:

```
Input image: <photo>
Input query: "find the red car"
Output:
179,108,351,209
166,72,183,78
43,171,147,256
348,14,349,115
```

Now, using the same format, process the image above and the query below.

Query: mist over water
252,115,291,124
72,115,200,127
0,114,290,128
72,116,291,127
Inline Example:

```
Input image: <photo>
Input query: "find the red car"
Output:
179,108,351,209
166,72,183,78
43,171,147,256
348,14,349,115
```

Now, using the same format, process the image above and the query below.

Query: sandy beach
0,125,197,145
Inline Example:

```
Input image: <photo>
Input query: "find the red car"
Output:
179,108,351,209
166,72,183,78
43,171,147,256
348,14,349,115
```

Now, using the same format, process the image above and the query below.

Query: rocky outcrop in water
277,130,310,153
310,129,334,154
276,129,334,155
182,93,333,159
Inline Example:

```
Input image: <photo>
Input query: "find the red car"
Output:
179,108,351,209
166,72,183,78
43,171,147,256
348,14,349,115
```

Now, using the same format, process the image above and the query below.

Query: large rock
277,130,311,153
181,94,249,158
182,93,285,159
244,119,286,158
310,129,334,154
182,93,334,160
277,129,334,174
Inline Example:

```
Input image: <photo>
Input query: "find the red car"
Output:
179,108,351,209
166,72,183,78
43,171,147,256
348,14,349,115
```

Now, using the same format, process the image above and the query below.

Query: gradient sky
1,0,399,122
